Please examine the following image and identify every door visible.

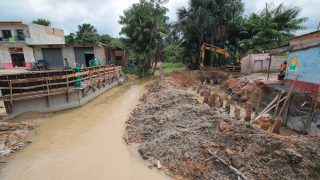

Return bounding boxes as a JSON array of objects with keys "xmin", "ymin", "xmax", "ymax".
[
  {"xmin": 85, "ymin": 54, "xmax": 95, "ymax": 67},
  {"xmin": 74, "ymin": 48, "xmax": 94, "ymax": 67},
  {"xmin": 41, "ymin": 48, "xmax": 64, "ymax": 69},
  {"xmin": 11, "ymin": 54, "xmax": 26, "ymax": 67}
]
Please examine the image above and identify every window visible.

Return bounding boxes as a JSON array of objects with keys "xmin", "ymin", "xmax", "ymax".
[
  {"xmin": 1, "ymin": 30, "xmax": 12, "ymax": 39},
  {"xmin": 11, "ymin": 53, "xmax": 26, "ymax": 67},
  {"xmin": 16, "ymin": 29, "xmax": 25, "ymax": 41}
]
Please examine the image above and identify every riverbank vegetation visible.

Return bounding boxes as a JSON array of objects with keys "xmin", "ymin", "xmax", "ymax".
[{"xmin": 118, "ymin": 0, "xmax": 306, "ymax": 75}]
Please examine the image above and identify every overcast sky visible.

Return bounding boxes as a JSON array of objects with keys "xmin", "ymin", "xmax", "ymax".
[{"xmin": 0, "ymin": 0, "xmax": 319, "ymax": 36}]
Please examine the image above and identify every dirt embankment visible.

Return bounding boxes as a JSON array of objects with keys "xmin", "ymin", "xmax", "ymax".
[
  {"xmin": 125, "ymin": 71, "xmax": 320, "ymax": 180},
  {"xmin": 0, "ymin": 114, "xmax": 43, "ymax": 160}
]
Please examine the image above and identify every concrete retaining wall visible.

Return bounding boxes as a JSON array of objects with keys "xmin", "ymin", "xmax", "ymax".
[{"xmin": 6, "ymin": 80, "xmax": 119, "ymax": 119}]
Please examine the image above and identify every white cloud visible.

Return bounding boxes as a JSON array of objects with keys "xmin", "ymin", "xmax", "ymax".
[{"xmin": 0, "ymin": 0, "xmax": 319, "ymax": 36}]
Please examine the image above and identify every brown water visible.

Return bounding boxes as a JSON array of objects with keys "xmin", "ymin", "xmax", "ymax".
[{"xmin": 0, "ymin": 82, "xmax": 169, "ymax": 180}]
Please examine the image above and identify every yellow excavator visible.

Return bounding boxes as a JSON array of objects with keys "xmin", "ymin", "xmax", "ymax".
[{"xmin": 200, "ymin": 43, "xmax": 231, "ymax": 67}]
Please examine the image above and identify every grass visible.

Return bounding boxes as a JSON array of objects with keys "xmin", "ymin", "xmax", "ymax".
[{"xmin": 160, "ymin": 62, "xmax": 188, "ymax": 74}]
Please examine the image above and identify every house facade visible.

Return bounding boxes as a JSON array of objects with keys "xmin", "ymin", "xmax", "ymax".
[
  {"xmin": 284, "ymin": 31, "xmax": 320, "ymax": 95},
  {"xmin": 0, "ymin": 21, "xmax": 129, "ymax": 70},
  {"xmin": 0, "ymin": 21, "xmax": 65, "ymax": 69},
  {"xmin": 241, "ymin": 53, "xmax": 287, "ymax": 74}
]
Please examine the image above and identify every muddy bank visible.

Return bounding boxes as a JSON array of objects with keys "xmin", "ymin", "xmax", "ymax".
[
  {"xmin": 125, "ymin": 72, "xmax": 320, "ymax": 180},
  {"xmin": 0, "ymin": 114, "xmax": 43, "ymax": 160},
  {"xmin": 0, "ymin": 82, "xmax": 169, "ymax": 180}
]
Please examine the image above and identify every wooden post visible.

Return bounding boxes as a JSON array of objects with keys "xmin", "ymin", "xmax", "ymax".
[
  {"xmin": 256, "ymin": 88, "xmax": 262, "ymax": 112},
  {"xmin": 273, "ymin": 92, "xmax": 282, "ymax": 118},
  {"xmin": 267, "ymin": 54, "xmax": 272, "ymax": 80},
  {"xmin": 272, "ymin": 75, "xmax": 298, "ymax": 134},
  {"xmin": 98, "ymin": 66, "xmax": 101, "ymax": 89},
  {"xmin": 103, "ymin": 65, "xmax": 106, "ymax": 86},
  {"xmin": 9, "ymin": 80, "xmax": 13, "ymax": 104},
  {"xmin": 46, "ymin": 77, "xmax": 50, "ymax": 107},
  {"xmin": 66, "ymin": 77, "xmax": 69, "ymax": 102}
]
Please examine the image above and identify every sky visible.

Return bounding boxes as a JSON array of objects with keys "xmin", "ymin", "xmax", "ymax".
[{"xmin": 0, "ymin": 0, "xmax": 319, "ymax": 37}]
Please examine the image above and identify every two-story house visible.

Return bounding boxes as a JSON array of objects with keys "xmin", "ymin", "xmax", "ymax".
[
  {"xmin": 0, "ymin": 21, "xmax": 65, "ymax": 69},
  {"xmin": 0, "ymin": 21, "xmax": 130, "ymax": 70}
]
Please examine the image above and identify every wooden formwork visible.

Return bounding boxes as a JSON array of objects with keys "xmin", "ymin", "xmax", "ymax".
[{"xmin": 0, "ymin": 65, "xmax": 121, "ymax": 104}]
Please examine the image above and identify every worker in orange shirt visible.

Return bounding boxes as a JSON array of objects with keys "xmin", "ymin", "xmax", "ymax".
[{"xmin": 278, "ymin": 61, "xmax": 287, "ymax": 80}]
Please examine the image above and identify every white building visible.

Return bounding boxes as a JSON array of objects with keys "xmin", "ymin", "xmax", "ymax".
[{"xmin": 0, "ymin": 21, "xmax": 65, "ymax": 69}]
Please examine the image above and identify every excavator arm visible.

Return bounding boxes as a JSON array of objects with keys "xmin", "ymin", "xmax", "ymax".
[{"xmin": 200, "ymin": 43, "xmax": 230, "ymax": 66}]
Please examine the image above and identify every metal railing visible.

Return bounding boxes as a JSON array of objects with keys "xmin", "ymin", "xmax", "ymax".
[{"xmin": 0, "ymin": 36, "xmax": 26, "ymax": 44}]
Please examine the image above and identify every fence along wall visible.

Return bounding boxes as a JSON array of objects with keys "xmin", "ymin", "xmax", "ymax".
[{"xmin": 0, "ymin": 65, "xmax": 121, "ymax": 116}]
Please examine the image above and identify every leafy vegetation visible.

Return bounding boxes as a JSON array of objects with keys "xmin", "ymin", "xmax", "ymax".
[
  {"xmin": 237, "ymin": 3, "xmax": 307, "ymax": 54},
  {"xmin": 175, "ymin": 0, "xmax": 244, "ymax": 68},
  {"xmin": 32, "ymin": 18, "xmax": 51, "ymax": 26},
  {"xmin": 65, "ymin": 24, "xmax": 125, "ymax": 48},
  {"xmin": 119, "ymin": 0, "xmax": 168, "ymax": 77},
  {"xmin": 161, "ymin": 62, "xmax": 187, "ymax": 74},
  {"xmin": 173, "ymin": 1, "xmax": 306, "ymax": 67}
]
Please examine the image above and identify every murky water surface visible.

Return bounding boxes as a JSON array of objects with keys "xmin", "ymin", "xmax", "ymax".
[{"xmin": 1, "ymin": 82, "xmax": 169, "ymax": 180}]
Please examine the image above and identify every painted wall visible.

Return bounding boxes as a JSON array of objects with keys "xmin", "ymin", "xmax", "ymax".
[
  {"xmin": 33, "ymin": 46, "xmax": 43, "ymax": 60},
  {"xmin": 93, "ymin": 46, "xmax": 106, "ymax": 64},
  {"xmin": 241, "ymin": 53, "xmax": 286, "ymax": 74},
  {"xmin": 25, "ymin": 23, "xmax": 65, "ymax": 45},
  {"xmin": 62, "ymin": 47, "xmax": 76, "ymax": 67},
  {"xmin": 0, "ymin": 22, "xmax": 65, "ymax": 45},
  {"xmin": 0, "ymin": 23, "xmax": 29, "ymax": 45},
  {"xmin": 290, "ymin": 31, "xmax": 320, "ymax": 50},
  {"xmin": 0, "ymin": 45, "xmax": 34, "ymax": 69},
  {"xmin": 285, "ymin": 46, "xmax": 320, "ymax": 95}
]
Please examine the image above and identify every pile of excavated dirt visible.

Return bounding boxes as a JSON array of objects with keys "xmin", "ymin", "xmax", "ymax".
[
  {"xmin": 125, "ymin": 76, "xmax": 320, "ymax": 180},
  {"xmin": 165, "ymin": 70, "xmax": 228, "ymax": 89},
  {"xmin": 221, "ymin": 78, "xmax": 270, "ymax": 106},
  {"xmin": 0, "ymin": 120, "xmax": 38, "ymax": 159}
]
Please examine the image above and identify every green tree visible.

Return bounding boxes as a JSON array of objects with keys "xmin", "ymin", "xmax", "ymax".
[
  {"xmin": 119, "ymin": 0, "xmax": 168, "ymax": 77},
  {"xmin": 238, "ymin": 3, "xmax": 307, "ymax": 53},
  {"xmin": 65, "ymin": 33, "xmax": 76, "ymax": 44},
  {"xmin": 75, "ymin": 24, "xmax": 99, "ymax": 45},
  {"xmin": 32, "ymin": 18, "xmax": 51, "ymax": 26},
  {"xmin": 99, "ymin": 34, "xmax": 113, "ymax": 44},
  {"xmin": 176, "ymin": 0, "xmax": 244, "ymax": 68}
]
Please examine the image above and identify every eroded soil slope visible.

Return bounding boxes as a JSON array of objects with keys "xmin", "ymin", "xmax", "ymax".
[{"xmin": 125, "ymin": 72, "xmax": 320, "ymax": 180}]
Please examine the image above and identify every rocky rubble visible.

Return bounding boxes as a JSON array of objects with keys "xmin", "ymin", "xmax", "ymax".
[
  {"xmin": 0, "ymin": 121, "xmax": 36, "ymax": 158},
  {"xmin": 125, "ymin": 77, "xmax": 320, "ymax": 180}
]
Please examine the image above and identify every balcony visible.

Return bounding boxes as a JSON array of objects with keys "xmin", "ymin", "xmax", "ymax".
[{"xmin": 0, "ymin": 36, "xmax": 26, "ymax": 45}]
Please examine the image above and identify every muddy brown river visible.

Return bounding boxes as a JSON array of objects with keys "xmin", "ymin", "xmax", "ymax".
[{"xmin": 0, "ymin": 82, "xmax": 169, "ymax": 180}]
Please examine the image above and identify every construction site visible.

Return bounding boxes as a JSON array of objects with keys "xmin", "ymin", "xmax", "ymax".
[{"xmin": 0, "ymin": 0, "xmax": 320, "ymax": 180}]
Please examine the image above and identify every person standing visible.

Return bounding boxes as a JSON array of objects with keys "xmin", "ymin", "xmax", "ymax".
[{"xmin": 279, "ymin": 61, "xmax": 287, "ymax": 80}]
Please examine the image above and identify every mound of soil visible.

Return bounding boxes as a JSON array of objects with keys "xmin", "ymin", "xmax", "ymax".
[
  {"xmin": 126, "ymin": 79, "xmax": 320, "ymax": 180},
  {"xmin": 0, "ymin": 121, "xmax": 37, "ymax": 159}
]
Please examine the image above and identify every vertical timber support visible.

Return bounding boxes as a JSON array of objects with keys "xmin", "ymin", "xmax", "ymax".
[{"xmin": 46, "ymin": 77, "xmax": 50, "ymax": 107}]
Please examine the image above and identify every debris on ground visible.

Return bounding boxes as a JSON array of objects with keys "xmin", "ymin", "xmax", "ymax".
[
  {"xmin": 221, "ymin": 77, "xmax": 270, "ymax": 105},
  {"xmin": 125, "ymin": 71, "xmax": 320, "ymax": 180},
  {"xmin": 0, "ymin": 121, "xmax": 37, "ymax": 158}
]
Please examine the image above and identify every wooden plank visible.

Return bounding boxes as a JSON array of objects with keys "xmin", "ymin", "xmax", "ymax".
[{"xmin": 272, "ymin": 75, "xmax": 299, "ymax": 134}]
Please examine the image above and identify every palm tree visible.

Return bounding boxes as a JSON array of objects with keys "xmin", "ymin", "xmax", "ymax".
[
  {"xmin": 32, "ymin": 18, "xmax": 51, "ymax": 26},
  {"xmin": 176, "ymin": 0, "xmax": 244, "ymax": 67},
  {"xmin": 75, "ymin": 24, "xmax": 99, "ymax": 45},
  {"xmin": 119, "ymin": 0, "xmax": 168, "ymax": 77},
  {"xmin": 238, "ymin": 3, "xmax": 307, "ymax": 53}
]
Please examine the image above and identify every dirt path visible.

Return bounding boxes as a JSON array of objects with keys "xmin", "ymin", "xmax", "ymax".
[{"xmin": 0, "ymin": 82, "xmax": 169, "ymax": 180}]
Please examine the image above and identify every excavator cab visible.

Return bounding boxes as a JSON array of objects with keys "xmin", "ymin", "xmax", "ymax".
[{"xmin": 200, "ymin": 43, "xmax": 230, "ymax": 67}]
